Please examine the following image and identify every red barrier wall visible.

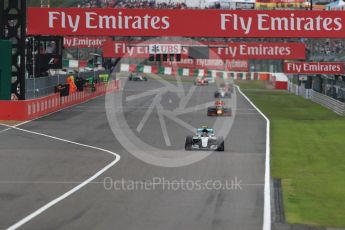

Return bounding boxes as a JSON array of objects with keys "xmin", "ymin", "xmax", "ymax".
[
  {"xmin": 275, "ymin": 81, "xmax": 288, "ymax": 90},
  {"xmin": 0, "ymin": 80, "xmax": 120, "ymax": 121}
]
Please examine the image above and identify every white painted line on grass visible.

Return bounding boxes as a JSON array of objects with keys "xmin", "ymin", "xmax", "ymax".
[
  {"xmin": 236, "ymin": 85, "xmax": 271, "ymax": 230},
  {"xmin": 6, "ymin": 126, "xmax": 121, "ymax": 230}
]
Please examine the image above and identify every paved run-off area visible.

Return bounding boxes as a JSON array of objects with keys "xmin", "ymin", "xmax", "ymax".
[{"xmin": 0, "ymin": 78, "xmax": 267, "ymax": 230}]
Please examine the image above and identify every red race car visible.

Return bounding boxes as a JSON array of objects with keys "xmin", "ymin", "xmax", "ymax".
[
  {"xmin": 207, "ymin": 100, "xmax": 232, "ymax": 116},
  {"xmin": 194, "ymin": 77, "xmax": 209, "ymax": 86}
]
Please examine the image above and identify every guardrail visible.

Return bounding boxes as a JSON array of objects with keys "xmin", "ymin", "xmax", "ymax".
[
  {"xmin": 288, "ymin": 82, "xmax": 311, "ymax": 99},
  {"xmin": 0, "ymin": 80, "xmax": 120, "ymax": 121},
  {"xmin": 310, "ymin": 90, "xmax": 345, "ymax": 115}
]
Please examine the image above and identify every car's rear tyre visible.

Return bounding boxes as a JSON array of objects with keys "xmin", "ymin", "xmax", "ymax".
[
  {"xmin": 185, "ymin": 136, "xmax": 193, "ymax": 151},
  {"xmin": 216, "ymin": 137, "xmax": 224, "ymax": 151},
  {"xmin": 224, "ymin": 108, "xmax": 232, "ymax": 116},
  {"xmin": 207, "ymin": 108, "xmax": 213, "ymax": 116},
  {"xmin": 144, "ymin": 77, "xmax": 148, "ymax": 81}
]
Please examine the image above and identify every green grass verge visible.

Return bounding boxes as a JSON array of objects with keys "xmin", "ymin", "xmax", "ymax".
[{"xmin": 236, "ymin": 80, "xmax": 345, "ymax": 227}]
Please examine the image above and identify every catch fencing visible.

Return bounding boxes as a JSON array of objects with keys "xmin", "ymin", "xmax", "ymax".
[{"xmin": 25, "ymin": 70, "xmax": 110, "ymax": 99}]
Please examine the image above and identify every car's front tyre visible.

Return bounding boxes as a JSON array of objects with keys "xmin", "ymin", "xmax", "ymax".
[
  {"xmin": 185, "ymin": 136, "xmax": 193, "ymax": 150},
  {"xmin": 216, "ymin": 137, "xmax": 224, "ymax": 151}
]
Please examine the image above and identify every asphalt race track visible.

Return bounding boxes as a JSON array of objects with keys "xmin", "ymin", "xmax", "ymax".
[
  {"xmin": 0, "ymin": 125, "xmax": 9, "ymax": 133},
  {"xmin": 0, "ymin": 76, "xmax": 266, "ymax": 230}
]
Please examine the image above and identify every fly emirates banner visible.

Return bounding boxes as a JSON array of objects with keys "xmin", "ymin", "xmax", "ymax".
[
  {"xmin": 103, "ymin": 41, "xmax": 305, "ymax": 59},
  {"xmin": 28, "ymin": 8, "xmax": 345, "ymax": 38}
]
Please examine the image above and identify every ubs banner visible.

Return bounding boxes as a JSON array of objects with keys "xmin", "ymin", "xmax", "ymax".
[
  {"xmin": 103, "ymin": 41, "xmax": 189, "ymax": 58},
  {"xmin": 103, "ymin": 41, "xmax": 305, "ymax": 60},
  {"xmin": 28, "ymin": 8, "xmax": 345, "ymax": 38}
]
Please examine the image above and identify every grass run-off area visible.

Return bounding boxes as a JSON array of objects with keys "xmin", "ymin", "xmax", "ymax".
[{"xmin": 236, "ymin": 80, "xmax": 345, "ymax": 227}]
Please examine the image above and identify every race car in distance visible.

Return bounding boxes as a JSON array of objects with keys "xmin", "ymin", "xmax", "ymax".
[
  {"xmin": 204, "ymin": 75, "xmax": 215, "ymax": 83},
  {"xmin": 207, "ymin": 100, "xmax": 232, "ymax": 116},
  {"xmin": 185, "ymin": 126, "xmax": 224, "ymax": 151},
  {"xmin": 194, "ymin": 77, "xmax": 209, "ymax": 86},
  {"xmin": 128, "ymin": 73, "xmax": 148, "ymax": 81},
  {"xmin": 219, "ymin": 83, "xmax": 234, "ymax": 93},
  {"xmin": 214, "ymin": 87, "xmax": 231, "ymax": 98}
]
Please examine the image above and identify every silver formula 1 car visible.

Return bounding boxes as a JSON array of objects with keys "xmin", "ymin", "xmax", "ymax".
[
  {"xmin": 214, "ymin": 87, "xmax": 231, "ymax": 98},
  {"xmin": 185, "ymin": 126, "xmax": 224, "ymax": 151},
  {"xmin": 219, "ymin": 83, "xmax": 234, "ymax": 93},
  {"xmin": 128, "ymin": 73, "xmax": 148, "ymax": 81}
]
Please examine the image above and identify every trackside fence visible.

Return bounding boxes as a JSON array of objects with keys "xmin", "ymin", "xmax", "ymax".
[
  {"xmin": 25, "ymin": 70, "xmax": 110, "ymax": 99},
  {"xmin": 310, "ymin": 90, "xmax": 345, "ymax": 115},
  {"xmin": 0, "ymin": 80, "xmax": 120, "ymax": 121},
  {"xmin": 288, "ymin": 81, "xmax": 345, "ymax": 116}
]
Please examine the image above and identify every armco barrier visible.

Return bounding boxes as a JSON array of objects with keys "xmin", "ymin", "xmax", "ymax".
[
  {"xmin": 0, "ymin": 80, "xmax": 120, "ymax": 121},
  {"xmin": 311, "ymin": 90, "xmax": 345, "ymax": 115}
]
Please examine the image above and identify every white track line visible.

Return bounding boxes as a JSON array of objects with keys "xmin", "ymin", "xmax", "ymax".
[
  {"xmin": 0, "ymin": 127, "xmax": 11, "ymax": 133},
  {"xmin": 0, "ymin": 91, "xmax": 121, "ymax": 229},
  {"xmin": 5, "ymin": 126, "xmax": 120, "ymax": 230},
  {"xmin": 236, "ymin": 85, "xmax": 271, "ymax": 230},
  {"xmin": 0, "ymin": 121, "xmax": 31, "ymax": 133}
]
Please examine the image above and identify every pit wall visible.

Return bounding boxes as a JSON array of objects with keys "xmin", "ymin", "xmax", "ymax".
[
  {"xmin": 0, "ymin": 80, "xmax": 120, "ymax": 121},
  {"xmin": 120, "ymin": 64, "xmax": 271, "ymax": 80}
]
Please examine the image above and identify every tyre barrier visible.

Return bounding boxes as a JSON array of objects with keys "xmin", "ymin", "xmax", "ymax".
[{"xmin": 0, "ymin": 80, "xmax": 120, "ymax": 121}]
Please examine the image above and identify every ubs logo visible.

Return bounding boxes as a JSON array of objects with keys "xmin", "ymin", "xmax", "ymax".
[{"xmin": 151, "ymin": 45, "xmax": 160, "ymax": 53}]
